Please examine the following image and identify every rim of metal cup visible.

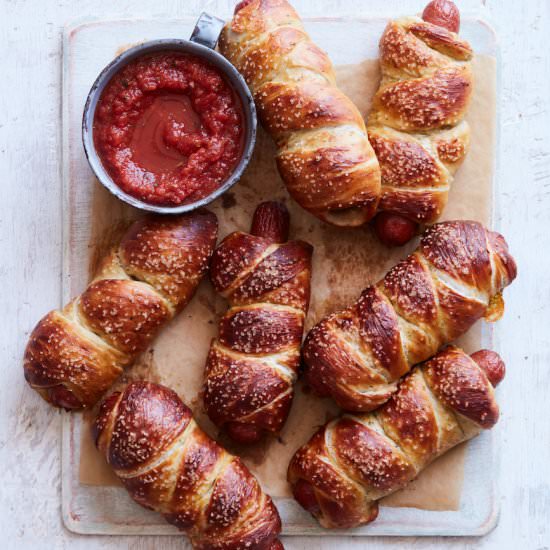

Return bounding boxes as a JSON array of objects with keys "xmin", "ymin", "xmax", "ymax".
[{"xmin": 82, "ymin": 34, "xmax": 257, "ymax": 214}]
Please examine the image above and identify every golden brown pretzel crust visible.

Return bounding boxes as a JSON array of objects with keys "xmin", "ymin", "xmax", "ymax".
[
  {"xmin": 219, "ymin": 0, "xmax": 381, "ymax": 226},
  {"xmin": 204, "ymin": 213, "xmax": 312, "ymax": 440},
  {"xmin": 288, "ymin": 346, "xmax": 502, "ymax": 528},
  {"xmin": 302, "ymin": 221, "xmax": 516, "ymax": 412},
  {"xmin": 94, "ymin": 382, "xmax": 282, "ymax": 549},
  {"xmin": 368, "ymin": 16, "xmax": 474, "ymax": 223},
  {"xmin": 23, "ymin": 212, "xmax": 218, "ymax": 409}
]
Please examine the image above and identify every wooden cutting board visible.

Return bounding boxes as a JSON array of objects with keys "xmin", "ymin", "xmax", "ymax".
[{"xmin": 61, "ymin": 13, "xmax": 501, "ymax": 538}]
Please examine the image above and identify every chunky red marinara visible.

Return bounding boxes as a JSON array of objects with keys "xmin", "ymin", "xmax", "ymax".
[{"xmin": 93, "ymin": 51, "xmax": 245, "ymax": 206}]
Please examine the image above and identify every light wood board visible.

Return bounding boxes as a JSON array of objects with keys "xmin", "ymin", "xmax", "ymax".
[{"xmin": 61, "ymin": 14, "xmax": 499, "ymax": 538}]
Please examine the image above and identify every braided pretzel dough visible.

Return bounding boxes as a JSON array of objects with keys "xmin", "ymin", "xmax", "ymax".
[
  {"xmin": 204, "ymin": 203, "xmax": 312, "ymax": 442},
  {"xmin": 219, "ymin": 0, "xmax": 381, "ymax": 227},
  {"xmin": 289, "ymin": 346, "xmax": 503, "ymax": 528},
  {"xmin": 95, "ymin": 382, "xmax": 282, "ymax": 549},
  {"xmin": 368, "ymin": 15, "xmax": 473, "ymax": 223},
  {"xmin": 302, "ymin": 221, "xmax": 516, "ymax": 412},
  {"xmin": 24, "ymin": 212, "xmax": 218, "ymax": 409}
]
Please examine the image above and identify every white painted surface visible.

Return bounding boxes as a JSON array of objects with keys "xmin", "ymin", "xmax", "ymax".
[{"xmin": 2, "ymin": 0, "xmax": 548, "ymax": 549}]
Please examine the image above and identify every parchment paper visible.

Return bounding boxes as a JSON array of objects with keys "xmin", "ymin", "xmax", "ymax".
[{"xmin": 80, "ymin": 55, "xmax": 496, "ymax": 512}]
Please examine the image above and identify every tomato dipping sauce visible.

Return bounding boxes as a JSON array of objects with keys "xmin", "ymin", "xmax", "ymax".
[{"xmin": 93, "ymin": 51, "xmax": 245, "ymax": 206}]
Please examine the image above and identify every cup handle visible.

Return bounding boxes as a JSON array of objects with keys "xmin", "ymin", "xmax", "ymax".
[{"xmin": 190, "ymin": 12, "xmax": 226, "ymax": 49}]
